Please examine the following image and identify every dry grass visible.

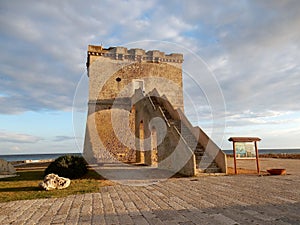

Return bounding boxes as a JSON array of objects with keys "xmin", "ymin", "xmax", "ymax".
[{"xmin": 0, "ymin": 169, "xmax": 114, "ymax": 203}]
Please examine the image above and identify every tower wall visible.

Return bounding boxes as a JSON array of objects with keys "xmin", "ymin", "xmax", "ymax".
[{"xmin": 84, "ymin": 45, "xmax": 184, "ymax": 163}]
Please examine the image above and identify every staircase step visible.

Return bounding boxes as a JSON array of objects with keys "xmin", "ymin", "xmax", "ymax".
[
  {"xmin": 197, "ymin": 167, "xmax": 222, "ymax": 173},
  {"xmin": 150, "ymin": 96, "xmax": 223, "ymax": 174},
  {"xmin": 194, "ymin": 148, "xmax": 204, "ymax": 153},
  {"xmin": 195, "ymin": 156, "xmax": 203, "ymax": 161},
  {"xmin": 195, "ymin": 152, "xmax": 204, "ymax": 157},
  {"xmin": 197, "ymin": 162, "xmax": 218, "ymax": 168},
  {"xmin": 196, "ymin": 155, "xmax": 213, "ymax": 162},
  {"xmin": 204, "ymin": 167, "xmax": 222, "ymax": 173},
  {"xmin": 169, "ymin": 121, "xmax": 176, "ymax": 126},
  {"xmin": 183, "ymin": 136, "xmax": 196, "ymax": 141}
]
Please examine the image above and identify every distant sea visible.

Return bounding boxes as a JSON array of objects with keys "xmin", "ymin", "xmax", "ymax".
[
  {"xmin": 0, "ymin": 149, "xmax": 300, "ymax": 162},
  {"xmin": 0, "ymin": 153, "xmax": 82, "ymax": 162},
  {"xmin": 223, "ymin": 149, "xmax": 300, "ymax": 155}
]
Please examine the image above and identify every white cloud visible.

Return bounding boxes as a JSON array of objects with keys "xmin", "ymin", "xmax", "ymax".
[
  {"xmin": 10, "ymin": 146, "xmax": 21, "ymax": 151},
  {"xmin": 53, "ymin": 135, "xmax": 75, "ymax": 142},
  {"xmin": 0, "ymin": 0, "xmax": 300, "ymax": 150},
  {"xmin": 0, "ymin": 131, "xmax": 42, "ymax": 143}
]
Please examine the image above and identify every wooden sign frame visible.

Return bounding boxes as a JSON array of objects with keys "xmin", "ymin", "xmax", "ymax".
[{"xmin": 228, "ymin": 137, "xmax": 261, "ymax": 174}]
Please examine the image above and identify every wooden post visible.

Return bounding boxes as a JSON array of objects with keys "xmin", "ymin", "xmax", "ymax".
[
  {"xmin": 232, "ymin": 141, "xmax": 237, "ymax": 174},
  {"xmin": 254, "ymin": 141, "xmax": 260, "ymax": 174},
  {"xmin": 229, "ymin": 137, "xmax": 261, "ymax": 175}
]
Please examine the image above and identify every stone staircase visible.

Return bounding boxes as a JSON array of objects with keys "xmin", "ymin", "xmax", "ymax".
[{"xmin": 150, "ymin": 96, "xmax": 222, "ymax": 174}]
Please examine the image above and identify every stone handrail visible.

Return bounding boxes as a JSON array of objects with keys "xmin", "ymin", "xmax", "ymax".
[
  {"xmin": 147, "ymin": 95, "xmax": 156, "ymax": 111},
  {"xmin": 157, "ymin": 106, "xmax": 171, "ymax": 128},
  {"xmin": 142, "ymin": 93, "xmax": 195, "ymax": 175}
]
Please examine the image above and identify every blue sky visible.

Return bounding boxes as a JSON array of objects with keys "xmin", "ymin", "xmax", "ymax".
[{"xmin": 1, "ymin": 0, "xmax": 300, "ymax": 155}]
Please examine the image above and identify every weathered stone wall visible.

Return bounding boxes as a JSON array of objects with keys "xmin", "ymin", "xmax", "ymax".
[
  {"xmin": 95, "ymin": 109, "xmax": 136, "ymax": 162},
  {"xmin": 88, "ymin": 61, "xmax": 184, "ymax": 111},
  {"xmin": 84, "ymin": 103, "xmax": 137, "ymax": 163},
  {"xmin": 84, "ymin": 45, "xmax": 184, "ymax": 163},
  {"xmin": 134, "ymin": 92, "xmax": 196, "ymax": 176}
]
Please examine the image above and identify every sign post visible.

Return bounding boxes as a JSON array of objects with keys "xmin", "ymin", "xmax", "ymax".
[{"xmin": 228, "ymin": 137, "xmax": 261, "ymax": 174}]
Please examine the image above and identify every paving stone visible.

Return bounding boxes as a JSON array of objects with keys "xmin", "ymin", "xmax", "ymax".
[
  {"xmin": 209, "ymin": 213, "xmax": 239, "ymax": 225},
  {"xmin": 1, "ymin": 159, "xmax": 300, "ymax": 225},
  {"xmin": 116, "ymin": 213, "xmax": 134, "ymax": 225},
  {"xmin": 130, "ymin": 215, "xmax": 150, "ymax": 225},
  {"xmin": 144, "ymin": 216, "xmax": 165, "ymax": 225},
  {"xmin": 91, "ymin": 215, "xmax": 105, "ymax": 225},
  {"xmin": 178, "ymin": 221, "xmax": 195, "ymax": 225}
]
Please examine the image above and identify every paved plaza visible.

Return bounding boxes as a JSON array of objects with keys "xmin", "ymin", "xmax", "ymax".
[{"xmin": 0, "ymin": 158, "xmax": 300, "ymax": 224}]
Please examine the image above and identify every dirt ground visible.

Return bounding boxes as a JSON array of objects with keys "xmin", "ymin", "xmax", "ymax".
[{"xmin": 227, "ymin": 157, "xmax": 300, "ymax": 175}]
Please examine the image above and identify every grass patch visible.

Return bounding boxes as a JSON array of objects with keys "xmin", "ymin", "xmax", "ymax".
[{"xmin": 0, "ymin": 169, "xmax": 113, "ymax": 202}]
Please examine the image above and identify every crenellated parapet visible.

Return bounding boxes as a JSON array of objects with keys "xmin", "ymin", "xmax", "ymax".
[{"xmin": 87, "ymin": 45, "xmax": 184, "ymax": 66}]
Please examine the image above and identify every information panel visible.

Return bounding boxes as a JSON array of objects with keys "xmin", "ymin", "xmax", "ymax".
[
  {"xmin": 229, "ymin": 137, "xmax": 261, "ymax": 174},
  {"xmin": 235, "ymin": 142, "xmax": 256, "ymax": 158}
]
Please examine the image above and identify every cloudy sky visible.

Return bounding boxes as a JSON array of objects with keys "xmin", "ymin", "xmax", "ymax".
[{"xmin": 0, "ymin": 0, "xmax": 300, "ymax": 155}]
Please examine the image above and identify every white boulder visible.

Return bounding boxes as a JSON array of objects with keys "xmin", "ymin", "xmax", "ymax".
[{"xmin": 39, "ymin": 173, "xmax": 71, "ymax": 191}]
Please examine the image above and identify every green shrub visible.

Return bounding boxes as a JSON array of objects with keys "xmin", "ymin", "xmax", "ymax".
[{"xmin": 44, "ymin": 155, "xmax": 88, "ymax": 179}]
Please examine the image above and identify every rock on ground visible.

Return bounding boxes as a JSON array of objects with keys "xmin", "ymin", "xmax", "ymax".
[
  {"xmin": 39, "ymin": 173, "xmax": 71, "ymax": 191},
  {"xmin": 0, "ymin": 159, "xmax": 16, "ymax": 175}
]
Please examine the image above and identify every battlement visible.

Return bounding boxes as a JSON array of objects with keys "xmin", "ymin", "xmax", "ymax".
[{"xmin": 87, "ymin": 45, "xmax": 183, "ymax": 64}]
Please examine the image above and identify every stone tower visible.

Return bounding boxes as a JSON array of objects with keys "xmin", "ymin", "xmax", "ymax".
[
  {"xmin": 84, "ymin": 45, "xmax": 184, "ymax": 163},
  {"xmin": 83, "ymin": 45, "xmax": 227, "ymax": 176}
]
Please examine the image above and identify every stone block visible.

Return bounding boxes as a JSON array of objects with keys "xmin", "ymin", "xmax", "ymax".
[{"xmin": 0, "ymin": 159, "xmax": 16, "ymax": 175}]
